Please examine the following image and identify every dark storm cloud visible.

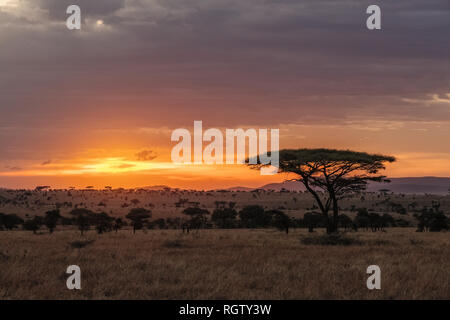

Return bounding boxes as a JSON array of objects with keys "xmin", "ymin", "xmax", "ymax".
[{"xmin": 135, "ymin": 150, "xmax": 157, "ymax": 161}]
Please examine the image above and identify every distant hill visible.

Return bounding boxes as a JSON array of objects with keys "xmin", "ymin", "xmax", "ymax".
[
  {"xmin": 259, "ymin": 181, "xmax": 306, "ymax": 192},
  {"xmin": 366, "ymin": 177, "xmax": 450, "ymax": 195},
  {"xmin": 233, "ymin": 177, "xmax": 450, "ymax": 195},
  {"xmin": 141, "ymin": 185, "xmax": 171, "ymax": 190},
  {"xmin": 223, "ymin": 186, "xmax": 256, "ymax": 192}
]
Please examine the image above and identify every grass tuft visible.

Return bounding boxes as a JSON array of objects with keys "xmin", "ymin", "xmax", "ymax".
[
  {"xmin": 301, "ymin": 233, "xmax": 363, "ymax": 246},
  {"xmin": 70, "ymin": 240, "xmax": 94, "ymax": 249},
  {"xmin": 162, "ymin": 239, "xmax": 185, "ymax": 248}
]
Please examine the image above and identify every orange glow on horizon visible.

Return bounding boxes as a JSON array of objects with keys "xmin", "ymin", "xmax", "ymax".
[{"xmin": 0, "ymin": 151, "xmax": 449, "ymax": 190}]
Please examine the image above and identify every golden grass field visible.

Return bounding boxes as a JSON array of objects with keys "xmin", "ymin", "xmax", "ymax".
[{"xmin": 0, "ymin": 228, "xmax": 448, "ymax": 299}]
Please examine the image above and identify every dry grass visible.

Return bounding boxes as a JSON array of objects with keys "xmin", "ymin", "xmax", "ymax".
[{"xmin": 0, "ymin": 228, "xmax": 449, "ymax": 299}]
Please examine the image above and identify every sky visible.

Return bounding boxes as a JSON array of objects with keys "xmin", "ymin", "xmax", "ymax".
[{"xmin": 0, "ymin": 0, "xmax": 449, "ymax": 189}]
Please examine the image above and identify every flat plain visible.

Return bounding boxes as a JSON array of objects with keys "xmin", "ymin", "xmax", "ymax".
[
  {"xmin": 0, "ymin": 189, "xmax": 449, "ymax": 299},
  {"xmin": 0, "ymin": 228, "xmax": 448, "ymax": 299}
]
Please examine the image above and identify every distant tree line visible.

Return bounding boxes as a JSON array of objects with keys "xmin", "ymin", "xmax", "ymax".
[
  {"xmin": 414, "ymin": 202, "xmax": 448, "ymax": 232},
  {"xmin": 1, "ymin": 202, "xmax": 448, "ymax": 234}
]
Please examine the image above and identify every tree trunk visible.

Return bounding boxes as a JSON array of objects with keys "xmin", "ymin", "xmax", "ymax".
[{"xmin": 328, "ymin": 197, "xmax": 339, "ymax": 234}]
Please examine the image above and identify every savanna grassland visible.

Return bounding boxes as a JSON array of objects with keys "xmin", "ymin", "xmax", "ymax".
[
  {"xmin": 0, "ymin": 228, "xmax": 449, "ymax": 299},
  {"xmin": 0, "ymin": 188, "xmax": 449, "ymax": 299},
  {"xmin": 1, "ymin": 188, "xmax": 449, "ymax": 221}
]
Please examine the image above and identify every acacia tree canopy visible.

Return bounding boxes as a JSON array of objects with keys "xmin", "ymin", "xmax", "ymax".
[
  {"xmin": 248, "ymin": 148, "xmax": 395, "ymax": 233},
  {"xmin": 126, "ymin": 208, "xmax": 152, "ymax": 233}
]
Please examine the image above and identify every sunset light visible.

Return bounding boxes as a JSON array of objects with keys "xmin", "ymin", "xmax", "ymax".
[{"xmin": 0, "ymin": 0, "xmax": 448, "ymax": 304}]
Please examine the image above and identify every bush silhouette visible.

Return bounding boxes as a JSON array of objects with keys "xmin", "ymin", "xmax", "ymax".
[
  {"xmin": 269, "ymin": 210, "xmax": 291, "ymax": 234},
  {"xmin": 303, "ymin": 212, "xmax": 324, "ymax": 232},
  {"xmin": 23, "ymin": 216, "xmax": 44, "ymax": 234},
  {"xmin": 44, "ymin": 209, "xmax": 61, "ymax": 234},
  {"xmin": 212, "ymin": 203, "xmax": 237, "ymax": 229},
  {"xmin": 70, "ymin": 208, "xmax": 93, "ymax": 235},
  {"xmin": 182, "ymin": 207, "xmax": 209, "ymax": 232},
  {"xmin": 126, "ymin": 208, "xmax": 151, "ymax": 234},
  {"xmin": 0, "ymin": 213, "xmax": 23, "ymax": 230},
  {"xmin": 239, "ymin": 205, "xmax": 271, "ymax": 228},
  {"xmin": 90, "ymin": 212, "xmax": 114, "ymax": 234}
]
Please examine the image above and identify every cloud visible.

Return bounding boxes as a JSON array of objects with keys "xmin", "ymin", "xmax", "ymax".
[
  {"xmin": 0, "ymin": 0, "xmax": 448, "ymax": 168},
  {"xmin": 135, "ymin": 150, "xmax": 157, "ymax": 161},
  {"xmin": 4, "ymin": 166, "xmax": 22, "ymax": 171},
  {"xmin": 116, "ymin": 163, "xmax": 135, "ymax": 169}
]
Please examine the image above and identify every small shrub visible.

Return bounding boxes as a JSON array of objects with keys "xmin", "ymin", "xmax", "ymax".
[
  {"xmin": 162, "ymin": 239, "xmax": 185, "ymax": 248},
  {"xmin": 301, "ymin": 233, "xmax": 362, "ymax": 246},
  {"xmin": 70, "ymin": 240, "xmax": 94, "ymax": 249},
  {"xmin": 0, "ymin": 251, "xmax": 8, "ymax": 261},
  {"xmin": 410, "ymin": 239, "xmax": 425, "ymax": 245},
  {"xmin": 367, "ymin": 239, "xmax": 393, "ymax": 246}
]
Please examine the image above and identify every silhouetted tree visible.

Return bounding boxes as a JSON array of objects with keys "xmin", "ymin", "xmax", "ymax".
[
  {"xmin": 354, "ymin": 208, "xmax": 370, "ymax": 231},
  {"xmin": 212, "ymin": 203, "xmax": 237, "ymax": 229},
  {"xmin": 153, "ymin": 218, "xmax": 167, "ymax": 229},
  {"xmin": 414, "ymin": 207, "xmax": 448, "ymax": 232},
  {"xmin": 368, "ymin": 212, "xmax": 382, "ymax": 231},
  {"xmin": 303, "ymin": 212, "xmax": 323, "ymax": 232},
  {"xmin": 338, "ymin": 214, "xmax": 353, "ymax": 230},
  {"xmin": 381, "ymin": 213, "xmax": 395, "ymax": 230},
  {"xmin": 44, "ymin": 209, "xmax": 61, "ymax": 234},
  {"xmin": 126, "ymin": 208, "xmax": 151, "ymax": 234},
  {"xmin": 1, "ymin": 213, "xmax": 23, "ymax": 230},
  {"xmin": 270, "ymin": 210, "xmax": 291, "ymax": 234},
  {"xmin": 239, "ymin": 205, "xmax": 271, "ymax": 228},
  {"xmin": 91, "ymin": 212, "xmax": 114, "ymax": 234},
  {"xmin": 182, "ymin": 207, "xmax": 209, "ymax": 231},
  {"xmin": 23, "ymin": 216, "xmax": 44, "ymax": 234},
  {"xmin": 248, "ymin": 149, "xmax": 395, "ymax": 233},
  {"xmin": 113, "ymin": 218, "xmax": 124, "ymax": 233},
  {"xmin": 70, "ymin": 208, "xmax": 93, "ymax": 235}
]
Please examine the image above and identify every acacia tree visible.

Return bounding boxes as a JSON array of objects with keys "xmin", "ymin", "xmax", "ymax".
[
  {"xmin": 91, "ymin": 212, "xmax": 114, "ymax": 234},
  {"xmin": 248, "ymin": 149, "xmax": 395, "ymax": 234},
  {"xmin": 269, "ymin": 210, "xmax": 291, "ymax": 234},
  {"xmin": 126, "ymin": 208, "xmax": 151, "ymax": 234},
  {"xmin": 211, "ymin": 202, "xmax": 238, "ymax": 229},
  {"xmin": 44, "ymin": 209, "xmax": 61, "ymax": 234},
  {"xmin": 239, "ymin": 205, "xmax": 272, "ymax": 228},
  {"xmin": 113, "ymin": 218, "xmax": 125, "ymax": 233},
  {"xmin": 70, "ymin": 208, "xmax": 93, "ymax": 235},
  {"xmin": 303, "ymin": 212, "xmax": 324, "ymax": 232},
  {"xmin": 23, "ymin": 216, "xmax": 44, "ymax": 234},
  {"xmin": 182, "ymin": 207, "xmax": 210, "ymax": 231},
  {"xmin": 0, "ymin": 213, "xmax": 23, "ymax": 230}
]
